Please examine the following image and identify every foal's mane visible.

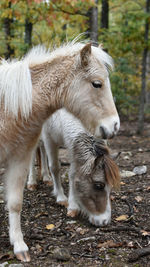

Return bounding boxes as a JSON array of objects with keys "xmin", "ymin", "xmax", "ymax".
[
  {"xmin": 73, "ymin": 133, "xmax": 120, "ymax": 189},
  {"xmin": 0, "ymin": 41, "xmax": 113, "ymax": 118},
  {"xmin": 93, "ymin": 139, "xmax": 120, "ymax": 189}
]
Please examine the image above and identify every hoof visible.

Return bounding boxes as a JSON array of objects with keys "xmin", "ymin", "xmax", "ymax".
[
  {"xmin": 27, "ymin": 184, "xmax": 37, "ymax": 191},
  {"xmin": 16, "ymin": 251, "xmax": 31, "ymax": 262},
  {"xmin": 43, "ymin": 180, "xmax": 53, "ymax": 186},
  {"xmin": 58, "ymin": 200, "xmax": 68, "ymax": 208},
  {"xmin": 67, "ymin": 209, "xmax": 79, "ymax": 217}
]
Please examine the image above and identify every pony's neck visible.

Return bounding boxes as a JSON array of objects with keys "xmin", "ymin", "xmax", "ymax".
[{"xmin": 30, "ymin": 55, "xmax": 75, "ymax": 121}]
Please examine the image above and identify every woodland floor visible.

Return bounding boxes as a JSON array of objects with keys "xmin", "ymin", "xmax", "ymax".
[{"xmin": 0, "ymin": 120, "xmax": 150, "ymax": 267}]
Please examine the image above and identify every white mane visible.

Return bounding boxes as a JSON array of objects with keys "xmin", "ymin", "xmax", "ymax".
[
  {"xmin": 24, "ymin": 42, "xmax": 113, "ymax": 70},
  {"xmin": 0, "ymin": 41, "xmax": 113, "ymax": 118}
]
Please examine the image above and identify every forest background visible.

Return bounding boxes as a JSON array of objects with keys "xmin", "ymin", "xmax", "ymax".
[{"xmin": 0, "ymin": 0, "xmax": 149, "ymax": 133}]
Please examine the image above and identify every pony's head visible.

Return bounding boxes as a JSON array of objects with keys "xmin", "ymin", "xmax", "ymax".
[
  {"xmin": 65, "ymin": 43, "xmax": 120, "ymax": 139},
  {"xmin": 0, "ymin": 42, "xmax": 119, "ymax": 139},
  {"xmin": 71, "ymin": 133, "xmax": 120, "ymax": 226}
]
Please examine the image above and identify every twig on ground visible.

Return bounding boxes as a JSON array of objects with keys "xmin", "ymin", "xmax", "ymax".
[
  {"xmin": 128, "ymin": 246, "xmax": 150, "ymax": 262},
  {"xmin": 100, "ymin": 226, "xmax": 145, "ymax": 235},
  {"xmin": 71, "ymin": 251, "xmax": 102, "ymax": 261}
]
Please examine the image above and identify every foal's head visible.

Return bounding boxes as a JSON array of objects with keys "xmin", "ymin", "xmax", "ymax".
[
  {"xmin": 65, "ymin": 43, "xmax": 120, "ymax": 139},
  {"xmin": 72, "ymin": 133, "xmax": 120, "ymax": 226}
]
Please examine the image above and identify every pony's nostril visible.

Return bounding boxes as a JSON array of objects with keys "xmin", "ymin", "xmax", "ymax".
[
  {"xmin": 114, "ymin": 122, "xmax": 118, "ymax": 133},
  {"xmin": 100, "ymin": 126, "xmax": 108, "ymax": 139}
]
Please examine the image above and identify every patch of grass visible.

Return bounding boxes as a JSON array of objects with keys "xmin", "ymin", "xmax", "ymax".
[{"xmin": 108, "ymin": 248, "xmax": 117, "ymax": 255}]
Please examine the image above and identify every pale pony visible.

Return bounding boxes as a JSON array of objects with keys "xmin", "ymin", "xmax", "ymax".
[{"xmin": 0, "ymin": 42, "xmax": 120, "ymax": 262}]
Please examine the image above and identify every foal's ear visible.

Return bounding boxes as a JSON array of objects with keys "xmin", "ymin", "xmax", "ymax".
[
  {"xmin": 110, "ymin": 151, "xmax": 121, "ymax": 161},
  {"xmin": 80, "ymin": 43, "xmax": 91, "ymax": 67}
]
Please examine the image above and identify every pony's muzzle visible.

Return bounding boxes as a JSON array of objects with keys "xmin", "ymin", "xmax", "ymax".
[
  {"xmin": 99, "ymin": 116, "xmax": 120, "ymax": 139},
  {"xmin": 89, "ymin": 213, "xmax": 111, "ymax": 226}
]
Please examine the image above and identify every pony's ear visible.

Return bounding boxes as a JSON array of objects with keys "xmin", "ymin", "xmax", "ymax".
[
  {"xmin": 98, "ymin": 43, "xmax": 103, "ymax": 49},
  {"xmin": 80, "ymin": 43, "xmax": 91, "ymax": 67}
]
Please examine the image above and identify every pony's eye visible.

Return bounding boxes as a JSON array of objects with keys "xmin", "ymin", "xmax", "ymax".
[
  {"xmin": 92, "ymin": 81, "xmax": 102, "ymax": 89},
  {"xmin": 93, "ymin": 182, "xmax": 105, "ymax": 191}
]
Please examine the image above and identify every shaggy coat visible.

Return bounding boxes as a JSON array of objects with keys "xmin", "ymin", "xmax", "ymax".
[
  {"xmin": 0, "ymin": 42, "xmax": 120, "ymax": 262},
  {"xmin": 28, "ymin": 109, "xmax": 120, "ymax": 226}
]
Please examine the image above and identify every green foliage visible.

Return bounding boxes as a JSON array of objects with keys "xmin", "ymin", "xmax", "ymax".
[{"xmin": 98, "ymin": 0, "xmax": 149, "ymax": 116}]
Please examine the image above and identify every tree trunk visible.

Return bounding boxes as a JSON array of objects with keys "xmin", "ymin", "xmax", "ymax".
[
  {"xmin": 137, "ymin": 0, "xmax": 150, "ymax": 134},
  {"xmin": 89, "ymin": 0, "xmax": 98, "ymax": 43},
  {"xmin": 145, "ymin": 51, "xmax": 150, "ymax": 110},
  {"xmin": 86, "ymin": 0, "xmax": 98, "ymax": 44},
  {"xmin": 3, "ymin": 2, "xmax": 14, "ymax": 59},
  {"xmin": 24, "ymin": 18, "xmax": 33, "ymax": 50},
  {"xmin": 101, "ymin": 0, "xmax": 109, "ymax": 29}
]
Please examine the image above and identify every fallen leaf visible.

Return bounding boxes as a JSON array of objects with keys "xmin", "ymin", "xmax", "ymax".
[
  {"xmin": 97, "ymin": 240, "xmax": 125, "ymax": 248},
  {"xmin": 140, "ymin": 230, "xmax": 150, "ymax": 236},
  {"xmin": 135, "ymin": 196, "xmax": 143, "ymax": 202},
  {"xmin": 133, "ymin": 206, "xmax": 138, "ymax": 212},
  {"xmin": 76, "ymin": 227, "xmax": 88, "ymax": 235},
  {"xmin": 46, "ymin": 224, "xmax": 55, "ymax": 230},
  {"xmin": 121, "ymin": 195, "xmax": 127, "ymax": 200},
  {"xmin": 115, "ymin": 214, "xmax": 129, "ymax": 221}
]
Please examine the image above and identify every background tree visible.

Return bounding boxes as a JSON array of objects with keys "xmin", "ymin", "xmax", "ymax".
[
  {"xmin": 88, "ymin": 0, "xmax": 98, "ymax": 43},
  {"xmin": 1, "ymin": 0, "xmax": 14, "ymax": 58},
  {"xmin": 137, "ymin": 0, "xmax": 150, "ymax": 134},
  {"xmin": 101, "ymin": 0, "xmax": 109, "ymax": 29}
]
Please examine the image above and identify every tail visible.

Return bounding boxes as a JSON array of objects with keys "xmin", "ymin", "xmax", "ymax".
[{"xmin": 0, "ymin": 59, "xmax": 32, "ymax": 118}]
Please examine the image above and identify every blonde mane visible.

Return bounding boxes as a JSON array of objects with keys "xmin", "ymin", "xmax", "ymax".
[{"xmin": 0, "ymin": 42, "xmax": 113, "ymax": 118}]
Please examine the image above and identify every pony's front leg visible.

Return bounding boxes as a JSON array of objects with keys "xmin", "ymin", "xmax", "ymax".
[
  {"xmin": 6, "ymin": 159, "xmax": 31, "ymax": 262},
  {"xmin": 67, "ymin": 164, "xmax": 80, "ymax": 217}
]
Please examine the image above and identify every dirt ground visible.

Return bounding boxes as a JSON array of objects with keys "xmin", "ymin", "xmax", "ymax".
[{"xmin": 0, "ymin": 121, "xmax": 150, "ymax": 267}]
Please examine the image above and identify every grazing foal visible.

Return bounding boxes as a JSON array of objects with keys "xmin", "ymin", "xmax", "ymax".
[
  {"xmin": 0, "ymin": 42, "xmax": 120, "ymax": 261},
  {"xmin": 28, "ymin": 109, "xmax": 120, "ymax": 226}
]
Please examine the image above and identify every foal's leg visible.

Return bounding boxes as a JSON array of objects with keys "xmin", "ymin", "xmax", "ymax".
[
  {"xmin": 6, "ymin": 158, "xmax": 31, "ymax": 262},
  {"xmin": 40, "ymin": 141, "xmax": 53, "ymax": 186},
  {"xmin": 44, "ymin": 138, "xmax": 68, "ymax": 207},
  {"xmin": 67, "ymin": 163, "xmax": 80, "ymax": 217},
  {"xmin": 27, "ymin": 149, "xmax": 37, "ymax": 190}
]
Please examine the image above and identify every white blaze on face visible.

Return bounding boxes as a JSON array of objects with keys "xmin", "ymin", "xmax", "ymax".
[
  {"xmin": 88, "ymin": 196, "xmax": 111, "ymax": 226},
  {"xmin": 95, "ymin": 77, "xmax": 120, "ymax": 138}
]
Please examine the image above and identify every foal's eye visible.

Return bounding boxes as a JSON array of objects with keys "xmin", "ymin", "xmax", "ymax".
[
  {"xmin": 92, "ymin": 81, "xmax": 102, "ymax": 89},
  {"xmin": 93, "ymin": 182, "xmax": 105, "ymax": 191}
]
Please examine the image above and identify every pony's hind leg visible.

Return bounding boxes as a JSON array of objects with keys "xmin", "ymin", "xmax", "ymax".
[
  {"xmin": 6, "ymin": 158, "xmax": 31, "ymax": 262},
  {"xmin": 27, "ymin": 149, "xmax": 38, "ymax": 191}
]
